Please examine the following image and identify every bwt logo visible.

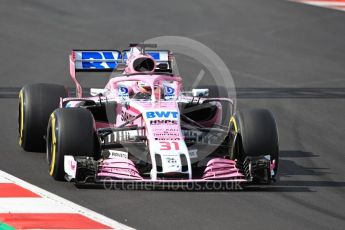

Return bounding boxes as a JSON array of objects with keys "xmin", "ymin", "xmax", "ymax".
[
  {"xmin": 119, "ymin": 86, "xmax": 129, "ymax": 96},
  {"xmin": 146, "ymin": 111, "xmax": 179, "ymax": 119},
  {"xmin": 81, "ymin": 51, "xmax": 119, "ymax": 69},
  {"xmin": 164, "ymin": 86, "xmax": 175, "ymax": 96}
]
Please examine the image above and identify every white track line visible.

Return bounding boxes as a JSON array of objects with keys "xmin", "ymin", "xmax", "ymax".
[
  {"xmin": 299, "ymin": 1, "xmax": 345, "ymax": 6},
  {"xmin": 0, "ymin": 170, "xmax": 134, "ymax": 230},
  {"xmin": 290, "ymin": 0, "xmax": 345, "ymax": 11},
  {"xmin": 0, "ymin": 198, "xmax": 76, "ymax": 213},
  {"xmin": 0, "ymin": 177, "xmax": 10, "ymax": 183}
]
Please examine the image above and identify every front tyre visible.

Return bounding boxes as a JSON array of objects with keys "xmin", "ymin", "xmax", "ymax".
[
  {"xmin": 47, "ymin": 108, "xmax": 97, "ymax": 181},
  {"xmin": 230, "ymin": 108, "xmax": 279, "ymax": 182}
]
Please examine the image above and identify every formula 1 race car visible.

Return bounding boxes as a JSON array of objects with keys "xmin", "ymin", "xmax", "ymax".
[{"xmin": 18, "ymin": 44, "xmax": 279, "ymax": 189}]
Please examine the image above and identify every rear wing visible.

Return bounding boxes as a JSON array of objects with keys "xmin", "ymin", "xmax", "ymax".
[
  {"xmin": 69, "ymin": 49, "xmax": 173, "ymax": 97},
  {"xmin": 70, "ymin": 50, "xmax": 122, "ymax": 72},
  {"xmin": 69, "ymin": 50, "xmax": 171, "ymax": 72}
]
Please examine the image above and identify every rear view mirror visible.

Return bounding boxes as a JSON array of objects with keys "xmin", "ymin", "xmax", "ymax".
[
  {"xmin": 90, "ymin": 88, "xmax": 107, "ymax": 96},
  {"xmin": 192, "ymin": 89, "xmax": 209, "ymax": 97}
]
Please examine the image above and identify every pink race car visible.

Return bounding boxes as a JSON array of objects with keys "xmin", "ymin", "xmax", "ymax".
[{"xmin": 18, "ymin": 44, "xmax": 279, "ymax": 189}]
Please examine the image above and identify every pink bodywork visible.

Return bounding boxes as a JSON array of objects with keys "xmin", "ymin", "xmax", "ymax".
[
  {"xmin": 98, "ymin": 158, "xmax": 143, "ymax": 180},
  {"xmin": 66, "ymin": 49, "xmax": 247, "ymax": 184},
  {"xmin": 202, "ymin": 158, "xmax": 244, "ymax": 180},
  {"xmin": 96, "ymin": 158, "xmax": 245, "ymax": 181}
]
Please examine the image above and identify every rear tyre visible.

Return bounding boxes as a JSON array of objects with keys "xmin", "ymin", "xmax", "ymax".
[
  {"xmin": 47, "ymin": 108, "xmax": 97, "ymax": 181},
  {"xmin": 18, "ymin": 84, "xmax": 67, "ymax": 152},
  {"xmin": 230, "ymin": 108, "xmax": 279, "ymax": 178}
]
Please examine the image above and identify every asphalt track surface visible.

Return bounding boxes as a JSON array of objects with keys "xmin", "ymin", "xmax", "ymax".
[{"xmin": 0, "ymin": 0, "xmax": 345, "ymax": 229}]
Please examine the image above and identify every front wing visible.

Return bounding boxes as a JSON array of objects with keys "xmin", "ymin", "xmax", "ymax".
[{"xmin": 64, "ymin": 155, "xmax": 274, "ymax": 190}]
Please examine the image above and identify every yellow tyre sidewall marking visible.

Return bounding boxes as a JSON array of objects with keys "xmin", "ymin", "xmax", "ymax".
[
  {"xmin": 229, "ymin": 116, "xmax": 238, "ymax": 133},
  {"xmin": 49, "ymin": 113, "xmax": 57, "ymax": 176},
  {"xmin": 19, "ymin": 90, "xmax": 24, "ymax": 145}
]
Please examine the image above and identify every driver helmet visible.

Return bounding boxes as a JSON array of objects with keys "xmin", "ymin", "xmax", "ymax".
[
  {"xmin": 136, "ymin": 81, "xmax": 161, "ymax": 98},
  {"xmin": 137, "ymin": 81, "xmax": 152, "ymax": 94}
]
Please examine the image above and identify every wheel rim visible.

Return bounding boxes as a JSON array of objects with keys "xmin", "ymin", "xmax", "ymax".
[
  {"xmin": 46, "ymin": 125, "xmax": 52, "ymax": 169},
  {"xmin": 47, "ymin": 113, "xmax": 57, "ymax": 176},
  {"xmin": 229, "ymin": 116, "xmax": 239, "ymax": 160},
  {"xmin": 18, "ymin": 90, "xmax": 24, "ymax": 145}
]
